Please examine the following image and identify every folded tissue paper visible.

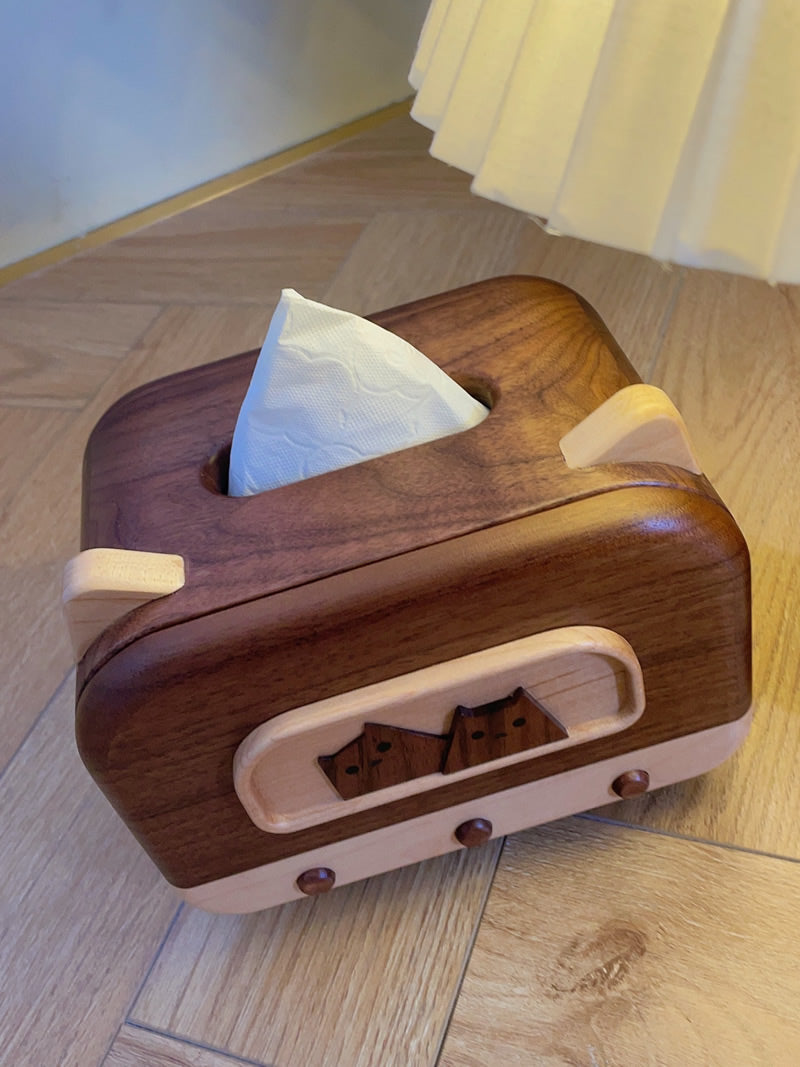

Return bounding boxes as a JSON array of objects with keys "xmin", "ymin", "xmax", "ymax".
[{"xmin": 228, "ymin": 289, "xmax": 489, "ymax": 496}]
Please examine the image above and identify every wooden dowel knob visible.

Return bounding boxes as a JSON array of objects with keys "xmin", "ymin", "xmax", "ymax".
[
  {"xmin": 296, "ymin": 867, "xmax": 336, "ymax": 895},
  {"xmin": 455, "ymin": 818, "xmax": 493, "ymax": 847},
  {"xmin": 611, "ymin": 769, "xmax": 650, "ymax": 799}
]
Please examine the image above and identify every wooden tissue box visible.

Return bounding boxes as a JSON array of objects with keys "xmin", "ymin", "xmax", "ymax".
[{"xmin": 65, "ymin": 276, "xmax": 751, "ymax": 913}]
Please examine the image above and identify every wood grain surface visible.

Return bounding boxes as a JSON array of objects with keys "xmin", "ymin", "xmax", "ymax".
[
  {"xmin": 76, "ymin": 485, "xmax": 749, "ymax": 888},
  {"xmin": 0, "ymin": 676, "xmax": 178, "ymax": 1067},
  {"xmin": 590, "ymin": 274, "xmax": 800, "ymax": 859},
  {"xmin": 0, "ymin": 405, "xmax": 73, "ymax": 511},
  {"xmin": 513, "ymin": 233, "xmax": 682, "ymax": 382},
  {"xmin": 559, "ymin": 383, "xmax": 703, "ymax": 473},
  {"xmin": 72, "ymin": 273, "xmax": 748, "ymax": 890},
  {"xmin": 230, "ymin": 625, "xmax": 645, "ymax": 839},
  {"xmin": 324, "ymin": 206, "xmax": 527, "ymax": 315},
  {"xmin": 0, "ymin": 305, "xmax": 268, "ymax": 771},
  {"xmin": 439, "ymin": 819, "xmax": 800, "ymax": 1067},
  {"xmin": 77, "ymin": 276, "xmax": 665, "ymax": 645},
  {"xmin": 3, "ymin": 110, "xmax": 797, "ymax": 1067},
  {"xmin": 62, "ymin": 547, "xmax": 186, "ymax": 659},
  {"xmin": 0, "ymin": 215, "xmax": 365, "ymax": 308},
  {"xmin": 131, "ymin": 842, "xmax": 502, "ymax": 1067},
  {"xmin": 104, "ymin": 1026, "xmax": 252, "ymax": 1067},
  {"xmin": 0, "ymin": 301, "xmax": 160, "ymax": 405},
  {"xmin": 318, "ymin": 720, "xmax": 450, "ymax": 799},
  {"xmin": 443, "ymin": 688, "xmax": 568, "ymax": 774}
]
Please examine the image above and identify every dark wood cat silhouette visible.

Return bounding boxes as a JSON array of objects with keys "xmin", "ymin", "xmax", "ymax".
[
  {"xmin": 319, "ymin": 688, "xmax": 567, "ymax": 799},
  {"xmin": 318, "ymin": 721, "xmax": 449, "ymax": 800},
  {"xmin": 441, "ymin": 688, "xmax": 567, "ymax": 774}
]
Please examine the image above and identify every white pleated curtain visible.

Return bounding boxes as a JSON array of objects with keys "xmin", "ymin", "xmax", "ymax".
[{"xmin": 410, "ymin": 0, "xmax": 800, "ymax": 283}]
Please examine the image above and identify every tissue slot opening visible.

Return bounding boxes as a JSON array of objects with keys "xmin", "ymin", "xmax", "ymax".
[
  {"xmin": 451, "ymin": 375, "xmax": 497, "ymax": 411},
  {"xmin": 201, "ymin": 378, "xmax": 495, "ymax": 497},
  {"xmin": 201, "ymin": 443, "xmax": 231, "ymax": 495}
]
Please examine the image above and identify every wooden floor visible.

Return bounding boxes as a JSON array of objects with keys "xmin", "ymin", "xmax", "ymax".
[{"xmin": 3, "ymin": 111, "xmax": 800, "ymax": 1067}]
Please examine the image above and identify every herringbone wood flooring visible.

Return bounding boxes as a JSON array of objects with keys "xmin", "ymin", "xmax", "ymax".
[{"xmin": 3, "ymin": 111, "xmax": 800, "ymax": 1067}]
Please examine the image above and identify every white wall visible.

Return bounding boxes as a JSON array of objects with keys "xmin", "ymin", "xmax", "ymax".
[{"xmin": 0, "ymin": 0, "xmax": 428, "ymax": 269}]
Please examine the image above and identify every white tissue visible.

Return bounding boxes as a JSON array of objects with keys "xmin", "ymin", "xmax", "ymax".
[{"xmin": 227, "ymin": 289, "xmax": 488, "ymax": 496}]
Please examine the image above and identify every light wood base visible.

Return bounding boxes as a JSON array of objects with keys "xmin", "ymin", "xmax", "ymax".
[{"xmin": 178, "ymin": 707, "xmax": 752, "ymax": 914}]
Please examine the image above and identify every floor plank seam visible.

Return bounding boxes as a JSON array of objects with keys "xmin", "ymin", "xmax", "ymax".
[
  {"xmin": 322, "ymin": 219, "xmax": 378, "ymax": 301},
  {"xmin": 578, "ymin": 810, "xmax": 800, "ymax": 866},
  {"xmin": 114, "ymin": 301, "xmax": 170, "ymax": 366},
  {"xmin": 644, "ymin": 265, "xmax": 686, "ymax": 381},
  {"xmin": 121, "ymin": 1020, "xmax": 275, "ymax": 1067},
  {"xmin": 98, "ymin": 1020, "xmax": 125, "ymax": 1067},
  {"xmin": 432, "ymin": 836, "xmax": 509, "ymax": 1067},
  {"xmin": 640, "ymin": 265, "xmax": 691, "ymax": 384},
  {"xmin": 123, "ymin": 901, "xmax": 184, "ymax": 1022}
]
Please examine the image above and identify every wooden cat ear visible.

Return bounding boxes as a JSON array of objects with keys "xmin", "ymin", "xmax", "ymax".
[
  {"xmin": 62, "ymin": 547, "xmax": 185, "ymax": 660},
  {"xmin": 559, "ymin": 384, "xmax": 702, "ymax": 474}
]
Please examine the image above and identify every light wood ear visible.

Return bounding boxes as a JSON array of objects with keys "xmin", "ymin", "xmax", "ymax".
[
  {"xmin": 559, "ymin": 384, "xmax": 703, "ymax": 474},
  {"xmin": 62, "ymin": 548, "xmax": 185, "ymax": 660}
]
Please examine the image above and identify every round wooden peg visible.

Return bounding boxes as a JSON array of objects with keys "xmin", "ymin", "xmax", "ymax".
[
  {"xmin": 296, "ymin": 867, "xmax": 336, "ymax": 895},
  {"xmin": 455, "ymin": 818, "xmax": 493, "ymax": 847},
  {"xmin": 612, "ymin": 769, "xmax": 650, "ymax": 799}
]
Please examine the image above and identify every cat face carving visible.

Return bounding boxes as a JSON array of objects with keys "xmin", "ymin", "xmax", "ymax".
[
  {"xmin": 319, "ymin": 688, "xmax": 567, "ymax": 800},
  {"xmin": 318, "ymin": 722, "xmax": 448, "ymax": 800},
  {"xmin": 441, "ymin": 688, "xmax": 567, "ymax": 775}
]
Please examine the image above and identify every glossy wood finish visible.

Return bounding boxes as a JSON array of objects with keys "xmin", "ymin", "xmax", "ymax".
[
  {"xmin": 182, "ymin": 710, "xmax": 751, "ymax": 912},
  {"xmin": 455, "ymin": 818, "xmax": 493, "ymax": 848},
  {"xmin": 76, "ymin": 275, "xmax": 708, "ymax": 687},
  {"xmin": 73, "ymin": 279, "xmax": 750, "ymax": 887},
  {"xmin": 73, "ymin": 276, "xmax": 749, "ymax": 888},
  {"xmin": 319, "ymin": 687, "xmax": 568, "ymax": 798},
  {"xmin": 0, "ymin": 304, "xmax": 270, "ymax": 778},
  {"xmin": 76, "ymin": 403, "xmax": 750, "ymax": 889},
  {"xmin": 612, "ymin": 768, "xmax": 651, "ymax": 798},
  {"xmin": 296, "ymin": 867, "xmax": 336, "ymax": 896}
]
